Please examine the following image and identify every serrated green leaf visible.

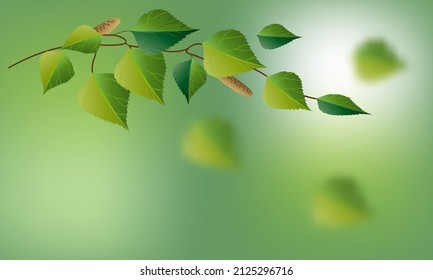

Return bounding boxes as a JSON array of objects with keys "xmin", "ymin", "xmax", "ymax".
[
  {"xmin": 62, "ymin": 25, "xmax": 102, "ymax": 53},
  {"xmin": 203, "ymin": 29, "xmax": 265, "ymax": 77},
  {"xmin": 131, "ymin": 9, "xmax": 198, "ymax": 54},
  {"xmin": 262, "ymin": 71, "xmax": 309, "ymax": 110},
  {"xmin": 182, "ymin": 118, "xmax": 237, "ymax": 168},
  {"xmin": 40, "ymin": 50, "xmax": 74, "ymax": 94},
  {"xmin": 355, "ymin": 39, "xmax": 404, "ymax": 81},
  {"xmin": 317, "ymin": 94, "xmax": 368, "ymax": 115},
  {"xmin": 257, "ymin": 24, "xmax": 300, "ymax": 49},
  {"xmin": 173, "ymin": 59, "xmax": 207, "ymax": 102},
  {"xmin": 79, "ymin": 73, "xmax": 130, "ymax": 129},
  {"xmin": 114, "ymin": 48, "xmax": 166, "ymax": 104},
  {"xmin": 314, "ymin": 177, "xmax": 371, "ymax": 227}
]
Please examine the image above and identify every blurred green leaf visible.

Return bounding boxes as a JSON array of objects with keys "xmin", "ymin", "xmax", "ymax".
[
  {"xmin": 317, "ymin": 94, "xmax": 369, "ymax": 116},
  {"xmin": 173, "ymin": 59, "xmax": 207, "ymax": 103},
  {"xmin": 114, "ymin": 48, "xmax": 166, "ymax": 104},
  {"xmin": 40, "ymin": 50, "xmax": 74, "ymax": 94},
  {"xmin": 257, "ymin": 24, "xmax": 300, "ymax": 49},
  {"xmin": 203, "ymin": 29, "xmax": 265, "ymax": 77},
  {"xmin": 62, "ymin": 25, "xmax": 101, "ymax": 53},
  {"xmin": 79, "ymin": 73, "xmax": 130, "ymax": 129},
  {"xmin": 262, "ymin": 71, "xmax": 309, "ymax": 110},
  {"xmin": 182, "ymin": 118, "xmax": 237, "ymax": 168},
  {"xmin": 354, "ymin": 39, "xmax": 404, "ymax": 81},
  {"xmin": 131, "ymin": 9, "xmax": 198, "ymax": 54},
  {"xmin": 314, "ymin": 177, "xmax": 370, "ymax": 227}
]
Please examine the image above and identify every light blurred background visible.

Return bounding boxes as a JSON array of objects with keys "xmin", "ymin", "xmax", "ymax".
[{"xmin": 1, "ymin": 0, "xmax": 432, "ymax": 259}]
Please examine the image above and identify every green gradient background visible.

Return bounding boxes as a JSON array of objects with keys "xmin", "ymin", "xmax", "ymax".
[{"xmin": 1, "ymin": 0, "xmax": 432, "ymax": 259}]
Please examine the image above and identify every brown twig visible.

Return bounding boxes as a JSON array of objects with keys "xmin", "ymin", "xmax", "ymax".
[
  {"xmin": 304, "ymin": 95, "xmax": 317, "ymax": 100},
  {"xmin": 91, "ymin": 52, "xmax": 98, "ymax": 73},
  {"xmin": 8, "ymin": 46, "xmax": 62, "ymax": 69},
  {"xmin": 7, "ymin": 33, "xmax": 320, "ymax": 102}
]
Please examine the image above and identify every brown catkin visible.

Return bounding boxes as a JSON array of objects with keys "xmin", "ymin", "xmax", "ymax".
[
  {"xmin": 218, "ymin": 76, "xmax": 253, "ymax": 97},
  {"xmin": 94, "ymin": 18, "xmax": 121, "ymax": 34}
]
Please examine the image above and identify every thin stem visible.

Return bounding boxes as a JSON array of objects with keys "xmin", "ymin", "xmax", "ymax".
[
  {"xmin": 91, "ymin": 52, "xmax": 98, "ymax": 73},
  {"xmin": 101, "ymin": 43, "xmax": 127, "ymax": 47},
  {"xmin": 304, "ymin": 95, "xmax": 317, "ymax": 100},
  {"xmin": 164, "ymin": 43, "xmax": 202, "ymax": 53},
  {"xmin": 186, "ymin": 51, "xmax": 204, "ymax": 60},
  {"xmin": 253, "ymin": 68, "xmax": 267, "ymax": 77},
  {"xmin": 103, "ymin": 34, "xmax": 137, "ymax": 48},
  {"xmin": 113, "ymin": 30, "xmax": 129, "ymax": 35},
  {"xmin": 103, "ymin": 34, "xmax": 127, "ymax": 43},
  {"xmin": 8, "ymin": 46, "xmax": 62, "ymax": 69}
]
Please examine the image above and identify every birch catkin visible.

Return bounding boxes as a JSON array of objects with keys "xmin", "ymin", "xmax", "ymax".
[
  {"xmin": 218, "ymin": 76, "xmax": 253, "ymax": 97},
  {"xmin": 94, "ymin": 18, "xmax": 121, "ymax": 34}
]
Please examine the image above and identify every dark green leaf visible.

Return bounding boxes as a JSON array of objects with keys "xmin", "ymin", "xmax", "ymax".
[
  {"xmin": 173, "ymin": 59, "xmax": 207, "ymax": 102},
  {"xmin": 131, "ymin": 9, "xmax": 198, "ymax": 53},
  {"xmin": 317, "ymin": 94, "xmax": 369, "ymax": 115},
  {"xmin": 257, "ymin": 24, "xmax": 300, "ymax": 49}
]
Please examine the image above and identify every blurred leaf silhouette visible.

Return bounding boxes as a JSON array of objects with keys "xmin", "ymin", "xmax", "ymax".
[
  {"xmin": 314, "ymin": 176, "xmax": 371, "ymax": 227},
  {"xmin": 354, "ymin": 39, "xmax": 404, "ymax": 81},
  {"xmin": 182, "ymin": 118, "xmax": 237, "ymax": 168}
]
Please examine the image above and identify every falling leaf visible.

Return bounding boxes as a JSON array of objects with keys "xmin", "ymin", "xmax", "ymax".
[
  {"xmin": 182, "ymin": 118, "xmax": 237, "ymax": 168},
  {"xmin": 354, "ymin": 39, "xmax": 404, "ymax": 81},
  {"xmin": 314, "ymin": 176, "xmax": 371, "ymax": 227}
]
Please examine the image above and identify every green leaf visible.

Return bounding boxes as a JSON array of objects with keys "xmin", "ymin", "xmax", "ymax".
[
  {"xmin": 131, "ymin": 9, "xmax": 198, "ymax": 54},
  {"xmin": 79, "ymin": 73, "xmax": 130, "ymax": 129},
  {"xmin": 314, "ymin": 177, "xmax": 371, "ymax": 227},
  {"xmin": 40, "ymin": 50, "xmax": 74, "ymax": 94},
  {"xmin": 62, "ymin": 25, "xmax": 102, "ymax": 53},
  {"xmin": 257, "ymin": 24, "xmax": 300, "ymax": 49},
  {"xmin": 182, "ymin": 118, "xmax": 237, "ymax": 168},
  {"xmin": 114, "ymin": 48, "xmax": 166, "ymax": 104},
  {"xmin": 355, "ymin": 39, "xmax": 404, "ymax": 81},
  {"xmin": 203, "ymin": 29, "xmax": 265, "ymax": 77},
  {"xmin": 262, "ymin": 72, "xmax": 309, "ymax": 110},
  {"xmin": 173, "ymin": 59, "xmax": 207, "ymax": 102},
  {"xmin": 317, "ymin": 94, "xmax": 369, "ymax": 115}
]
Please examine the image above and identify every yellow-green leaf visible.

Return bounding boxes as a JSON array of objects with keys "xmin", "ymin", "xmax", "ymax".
[
  {"xmin": 40, "ymin": 50, "xmax": 74, "ymax": 94},
  {"xmin": 114, "ymin": 48, "xmax": 166, "ymax": 104},
  {"xmin": 262, "ymin": 71, "xmax": 309, "ymax": 110},
  {"xmin": 79, "ymin": 73, "xmax": 130, "ymax": 129},
  {"xmin": 63, "ymin": 25, "xmax": 102, "ymax": 53},
  {"xmin": 314, "ymin": 177, "xmax": 371, "ymax": 227},
  {"xmin": 182, "ymin": 118, "xmax": 237, "ymax": 168},
  {"xmin": 354, "ymin": 39, "xmax": 404, "ymax": 81},
  {"xmin": 203, "ymin": 29, "xmax": 265, "ymax": 77}
]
